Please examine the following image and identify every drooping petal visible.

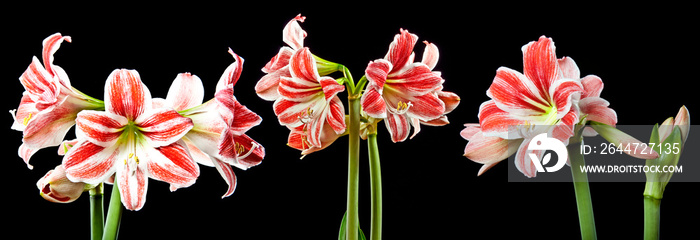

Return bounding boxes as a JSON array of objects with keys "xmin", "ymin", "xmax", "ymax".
[
  {"xmin": 228, "ymin": 99, "xmax": 263, "ymax": 136},
  {"xmin": 487, "ymin": 67, "xmax": 550, "ymax": 116},
  {"xmin": 463, "ymin": 127, "xmax": 520, "ymax": 164},
  {"xmin": 282, "ymin": 14, "xmax": 306, "ymax": 50},
  {"xmin": 117, "ymin": 153, "xmax": 148, "ymax": 211},
  {"xmin": 326, "ymin": 96, "xmax": 346, "ymax": 134},
  {"xmin": 143, "ymin": 141, "xmax": 199, "ymax": 190},
  {"xmin": 522, "ymin": 36, "xmax": 561, "ymax": 99},
  {"xmin": 75, "ymin": 110, "xmax": 128, "ymax": 147},
  {"xmin": 105, "ymin": 69, "xmax": 151, "ymax": 120},
  {"xmin": 384, "ymin": 112, "xmax": 410, "ymax": 143},
  {"xmin": 210, "ymin": 157, "xmax": 237, "ymax": 198},
  {"xmin": 262, "ymin": 47, "xmax": 294, "ymax": 74},
  {"xmin": 18, "ymin": 144, "xmax": 39, "ymax": 169},
  {"xmin": 63, "ymin": 140, "xmax": 119, "ymax": 185},
  {"xmin": 579, "ymin": 97, "xmax": 617, "ymax": 126},
  {"xmin": 10, "ymin": 93, "xmax": 39, "ymax": 131},
  {"xmin": 136, "ymin": 108, "xmax": 194, "ymax": 148},
  {"xmin": 361, "ymin": 87, "xmax": 387, "ymax": 119},
  {"xmin": 166, "ymin": 73, "xmax": 204, "ymax": 111}
]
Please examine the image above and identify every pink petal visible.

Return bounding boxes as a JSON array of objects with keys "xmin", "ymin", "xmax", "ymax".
[
  {"xmin": 273, "ymin": 98, "xmax": 320, "ymax": 127},
  {"xmin": 421, "ymin": 40, "xmax": 439, "ymax": 70},
  {"xmin": 144, "ymin": 142, "xmax": 199, "ymax": 190},
  {"xmin": 229, "ymin": 100, "xmax": 263, "ymax": 135},
  {"xmin": 182, "ymin": 137, "xmax": 214, "ymax": 166},
  {"xmin": 361, "ymin": 87, "xmax": 387, "ymax": 119},
  {"xmin": 21, "ymin": 103, "xmax": 78, "ymax": 149},
  {"xmin": 319, "ymin": 77, "xmax": 345, "ymax": 102},
  {"xmin": 211, "ymin": 157, "xmax": 237, "ymax": 198},
  {"xmin": 514, "ymin": 139, "xmax": 541, "ymax": 178},
  {"xmin": 136, "ymin": 108, "xmax": 194, "ymax": 148},
  {"xmin": 384, "ymin": 112, "xmax": 410, "ymax": 143},
  {"xmin": 486, "ymin": 67, "xmax": 550, "ymax": 116},
  {"xmin": 522, "ymin": 36, "xmax": 561, "ymax": 99},
  {"xmin": 437, "ymin": 90, "xmax": 460, "ymax": 114},
  {"xmin": 63, "ymin": 140, "xmax": 118, "ymax": 185},
  {"xmin": 282, "ymin": 14, "xmax": 306, "ymax": 50},
  {"xmin": 385, "ymin": 29, "xmax": 418, "ymax": 72},
  {"xmin": 579, "ymin": 97, "xmax": 617, "ymax": 126},
  {"xmin": 463, "ymin": 128, "xmax": 520, "ymax": 164},
  {"xmin": 580, "ymin": 75, "xmax": 604, "ymax": 98},
  {"xmin": 166, "ymin": 73, "xmax": 204, "ymax": 111},
  {"xmin": 75, "ymin": 110, "xmax": 128, "ymax": 147},
  {"xmin": 404, "ymin": 93, "xmax": 445, "ymax": 122},
  {"xmin": 558, "ymin": 57, "xmax": 580, "ymax": 80},
  {"xmin": 105, "ymin": 69, "xmax": 151, "ymax": 120},
  {"xmin": 18, "ymin": 143, "xmax": 39, "ymax": 169}
]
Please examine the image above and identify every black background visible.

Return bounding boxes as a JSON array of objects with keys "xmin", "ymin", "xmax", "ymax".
[{"xmin": 4, "ymin": 3, "xmax": 698, "ymax": 239}]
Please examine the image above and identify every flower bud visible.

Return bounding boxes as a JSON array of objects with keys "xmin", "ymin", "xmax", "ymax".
[
  {"xmin": 37, "ymin": 165, "xmax": 85, "ymax": 203},
  {"xmin": 644, "ymin": 106, "xmax": 690, "ymax": 199}
]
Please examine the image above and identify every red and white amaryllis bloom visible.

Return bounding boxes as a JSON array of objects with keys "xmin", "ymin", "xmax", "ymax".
[
  {"xmin": 273, "ymin": 47, "xmax": 346, "ymax": 150},
  {"xmin": 63, "ymin": 69, "xmax": 198, "ymax": 210},
  {"xmin": 157, "ymin": 49, "xmax": 264, "ymax": 198},
  {"xmin": 10, "ymin": 33, "xmax": 103, "ymax": 168},
  {"xmin": 361, "ymin": 29, "xmax": 448, "ymax": 142},
  {"xmin": 467, "ymin": 36, "xmax": 585, "ymax": 177}
]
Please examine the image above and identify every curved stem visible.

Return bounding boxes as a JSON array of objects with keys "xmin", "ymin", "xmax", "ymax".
[
  {"xmin": 644, "ymin": 196, "xmax": 661, "ymax": 240},
  {"xmin": 89, "ymin": 183, "xmax": 104, "ymax": 240},
  {"xmin": 568, "ymin": 141, "xmax": 597, "ymax": 240},
  {"xmin": 103, "ymin": 183, "xmax": 123, "ymax": 240},
  {"xmin": 367, "ymin": 133, "xmax": 382, "ymax": 240}
]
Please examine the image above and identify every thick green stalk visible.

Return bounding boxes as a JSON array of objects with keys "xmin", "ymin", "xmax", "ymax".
[
  {"xmin": 90, "ymin": 183, "xmax": 104, "ymax": 240},
  {"xmin": 367, "ymin": 133, "xmax": 382, "ymax": 240},
  {"xmin": 568, "ymin": 141, "xmax": 597, "ymax": 240},
  {"xmin": 103, "ymin": 183, "xmax": 123, "ymax": 240},
  {"xmin": 346, "ymin": 96, "xmax": 361, "ymax": 240},
  {"xmin": 643, "ymin": 196, "xmax": 661, "ymax": 240}
]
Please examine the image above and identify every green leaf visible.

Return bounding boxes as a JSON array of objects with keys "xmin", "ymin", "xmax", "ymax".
[{"xmin": 338, "ymin": 212, "xmax": 367, "ymax": 240}]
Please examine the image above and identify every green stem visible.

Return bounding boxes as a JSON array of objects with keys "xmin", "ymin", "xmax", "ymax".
[
  {"xmin": 367, "ymin": 133, "xmax": 382, "ymax": 240},
  {"xmin": 568, "ymin": 141, "xmax": 597, "ymax": 240},
  {"xmin": 643, "ymin": 196, "xmax": 661, "ymax": 240},
  {"xmin": 89, "ymin": 183, "xmax": 104, "ymax": 240},
  {"xmin": 103, "ymin": 183, "xmax": 123, "ymax": 240},
  {"xmin": 345, "ymin": 95, "xmax": 361, "ymax": 240}
]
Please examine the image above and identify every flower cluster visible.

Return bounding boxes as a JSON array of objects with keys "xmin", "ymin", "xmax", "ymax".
[{"xmin": 12, "ymin": 33, "xmax": 265, "ymax": 210}]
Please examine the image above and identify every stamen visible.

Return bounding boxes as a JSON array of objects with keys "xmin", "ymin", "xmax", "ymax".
[
  {"xmin": 235, "ymin": 142, "xmax": 259, "ymax": 159},
  {"xmin": 390, "ymin": 101, "xmax": 413, "ymax": 115},
  {"xmin": 298, "ymin": 107, "xmax": 315, "ymax": 124},
  {"xmin": 23, "ymin": 113, "xmax": 32, "ymax": 126}
]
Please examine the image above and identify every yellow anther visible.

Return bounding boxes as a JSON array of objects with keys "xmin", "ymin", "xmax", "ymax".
[
  {"xmin": 235, "ymin": 142, "xmax": 245, "ymax": 155},
  {"xmin": 23, "ymin": 113, "xmax": 32, "ymax": 126},
  {"xmin": 392, "ymin": 101, "xmax": 412, "ymax": 114},
  {"xmin": 128, "ymin": 153, "xmax": 134, "ymax": 159},
  {"xmin": 134, "ymin": 156, "xmax": 139, "ymax": 164}
]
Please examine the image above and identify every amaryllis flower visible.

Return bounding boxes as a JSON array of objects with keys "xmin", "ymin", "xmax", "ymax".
[
  {"xmin": 256, "ymin": 14, "xmax": 340, "ymax": 102},
  {"xmin": 465, "ymin": 36, "xmax": 584, "ymax": 177},
  {"xmin": 63, "ymin": 69, "xmax": 198, "ymax": 211},
  {"xmin": 361, "ymin": 29, "xmax": 447, "ymax": 142},
  {"xmin": 273, "ymin": 47, "xmax": 346, "ymax": 150},
  {"xmin": 37, "ymin": 164, "xmax": 86, "ymax": 203},
  {"xmin": 158, "ymin": 49, "xmax": 264, "ymax": 198},
  {"xmin": 10, "ymin": 33, "xmax": 104, "ymax": 168}
]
